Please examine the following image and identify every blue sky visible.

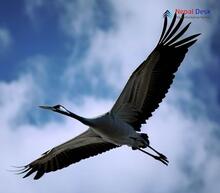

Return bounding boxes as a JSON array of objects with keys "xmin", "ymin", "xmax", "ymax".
[{"xmin": 0, "ymin": 0, "xmax": 220, "ymax": 193}]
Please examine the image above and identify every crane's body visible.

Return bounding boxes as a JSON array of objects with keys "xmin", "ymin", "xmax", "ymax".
[
  {"xmin": 42, "ymin": 106, "xmax": 147, "ymax": 148},
  {"xmin": 90, "ymin": 117, "xmax": 149, "ymax": 149},
  {"xmin": 91, "ymin": 114, "xmax": 139, "ymax": 145},
  {"xmin": 16, "ymin": 13, "xmax": 200, "ymax": 180}
]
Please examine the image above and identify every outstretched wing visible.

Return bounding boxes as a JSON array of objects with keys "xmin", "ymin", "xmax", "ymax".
[
  {"xmin": 111, "ymin": 14, "xmax": 200, "ymax": 131},
  {"xmin": 18, "ymin": 129, "xmax": 118, "ymax": 180}
]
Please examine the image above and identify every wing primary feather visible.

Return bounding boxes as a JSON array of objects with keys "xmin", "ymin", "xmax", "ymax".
[
  {"xmin": 158, "ymin": 15, "xmax": 168, "ymax": 44},
  {"xmin": 15, "ymin": 167, "xmax": 30, "ymax": 175},
  {"xmin": 34, "ymin": 168, "xmax": 45, "ymax": 180},
  {"xmin": 23, "ymin": 167, "xmax": 37, "ymax": 178},
  {"xmin": 165, "ymin": 22, "xmax": 191, "ymax": 46},
  {"xmin": 160, "ymin": 13, "xmax": 177, "ymax": 43},
  {"xmin": 176, "ymin": 39, "xmax": 198, "ymax": 49},
  {"xmin": 171, "ymin": 33, "xmax": 201, "ymax": 47},
  {"xmin": 162, "ymin": 14, "xmax": 184, "ymax": 44}
]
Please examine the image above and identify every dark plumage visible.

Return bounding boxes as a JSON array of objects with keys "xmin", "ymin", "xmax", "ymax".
[
  {"xmin": 19, "ymin": 129, "xmax": 118, "ymax": 180},
  {"xmin": 112, "ymin": 14, "xmax": 200, "ymax": 131}
]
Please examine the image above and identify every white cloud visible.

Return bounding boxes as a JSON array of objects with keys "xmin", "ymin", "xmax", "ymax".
[
  {"xmin": 0, "ymin": 75, "xmax": 35, "ymax": 126},
  {"xmin": 63, "ymin": 0, "xmax": 212, "ymax": 91},
  {"xmin": 1, "ymin": 76, "xmax": 219, "ymax": 193},
  {"xmin": 57, "ymin": 0, "xmax": 97, "ymax": 37},
  {"xmin": 0, "ymin": 27, "xmax": 12, "ymax": 51},
  {"xmin": 24, "ymin": 0, "xmax": 44, "ymax": 22}
]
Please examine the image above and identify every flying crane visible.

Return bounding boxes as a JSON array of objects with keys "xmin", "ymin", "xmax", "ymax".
[{"xmin": 17, "ymin": 13, "xmax": 200, "ymax": 180}]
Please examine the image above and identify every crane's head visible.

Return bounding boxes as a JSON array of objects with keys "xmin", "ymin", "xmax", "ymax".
[
  {"xmin": 39, "ymin": 104, "xmax": 71, "ymax": 115},
  {"xmin": 39, "ymin": 105, "xmax": 89, "ymax": 125}
]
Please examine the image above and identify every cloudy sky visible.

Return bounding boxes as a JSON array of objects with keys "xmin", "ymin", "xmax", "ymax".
[{"xmin": 0, "ymin": 0, "xmax": 220, "ymax": 193}]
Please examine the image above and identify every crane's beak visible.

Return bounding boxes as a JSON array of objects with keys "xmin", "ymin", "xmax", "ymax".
[
  {"xmin": 39, "ymin": 105, "xmax": 71, "ymax": 115},
  {"xmin": 39, "ymin": 105, "xmax": 55, "ymax": 111}
]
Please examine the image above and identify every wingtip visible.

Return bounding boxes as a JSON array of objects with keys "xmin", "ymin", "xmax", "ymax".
[
  {"xmin": 193, "ymin": 33, "xmax": 202, "ymax": 39},
  {"xmin": 8, "ymin": 165, "xmax": 30, "ymax": 176},
  {"xmin": 177, "ymin": 39, "xmax": 198, "ymax": 48},
  {"xmin": 181, "ymin": 13, "xmax": 185, "ymax": 19}
]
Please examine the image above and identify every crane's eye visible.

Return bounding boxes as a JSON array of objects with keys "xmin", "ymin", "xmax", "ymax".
[
  {"xmin": 53, "ymin": 105, "xmax": 61, "ymax": 109},
  {"xmin": 53, "ymin": 105, "xmax": 68, "ymax": 113}
]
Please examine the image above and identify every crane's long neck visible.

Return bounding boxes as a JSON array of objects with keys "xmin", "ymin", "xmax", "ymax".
[{"xmin": 56, "ymin": 110, "xmax": 93, "ymax": 127}]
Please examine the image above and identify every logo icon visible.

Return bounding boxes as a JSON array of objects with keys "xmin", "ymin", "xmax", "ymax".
[{"xmin": 163, "ymin": 10, "xmax": 172, "ymax": 18}]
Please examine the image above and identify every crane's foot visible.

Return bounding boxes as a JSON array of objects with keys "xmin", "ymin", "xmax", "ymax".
[
  {"xmin": 137, "ymin": 147, "xmax": 169, "ymax": 166},
  {"xmin": 157, "ymin": 153, "xmax": 168, "ymax": 161},
  {"xmin": 148, "ymin": 145, "xmax": 168, "ymax": 163},
  {"xmin": 152, "ymin": 154, "xmax": 169, "ymax": 166}
]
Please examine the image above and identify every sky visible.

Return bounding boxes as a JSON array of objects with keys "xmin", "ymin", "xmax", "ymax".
[{"xmin": 0, "ymin": 0, "xmax": 220, "ymax": 193}]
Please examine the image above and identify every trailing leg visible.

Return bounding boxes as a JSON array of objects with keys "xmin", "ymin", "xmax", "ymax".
[{"xmin": 137, "ymin": 147, "xmax": 169, "ymax": 166}]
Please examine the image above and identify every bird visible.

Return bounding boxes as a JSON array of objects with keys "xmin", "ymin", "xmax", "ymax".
[{"xmin": 16, "ymin": 13, "xmax": 200, "ymax": 180}]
